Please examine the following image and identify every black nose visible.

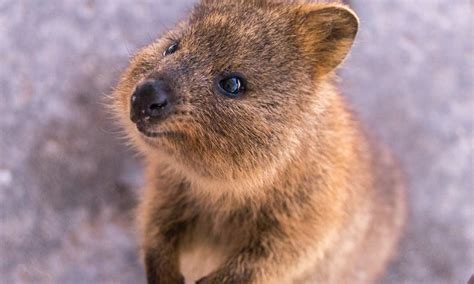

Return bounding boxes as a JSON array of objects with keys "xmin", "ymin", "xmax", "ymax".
[{"xmin": 130, "ymin": 79, "xmax": 173, "ymax": 123}]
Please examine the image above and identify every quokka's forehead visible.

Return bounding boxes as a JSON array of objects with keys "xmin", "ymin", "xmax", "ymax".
[
  {"xmin": 139, "ymin": 5, "xmax": 303, "ymax": 85},
  {"xmin": 180, "ymin": 5, "xmax": 298, "ymax": 52},
  {"xmin": 174, "ymin": 20, "xmax": 299, "ymax": 77}
]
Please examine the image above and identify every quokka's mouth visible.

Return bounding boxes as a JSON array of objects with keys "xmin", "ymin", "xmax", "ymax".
[
  {"xmin": 136, "ymin": 123, "xmax": 165, "ymax": 137},
  {"xmin": 135, "ymin": 122, "xmax": 183, "ymax": 139}
]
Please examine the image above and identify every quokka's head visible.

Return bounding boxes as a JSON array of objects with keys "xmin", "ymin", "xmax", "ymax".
[{"xmin": 112, "ymin": 0, "xmax": 358, "ymax": 185}]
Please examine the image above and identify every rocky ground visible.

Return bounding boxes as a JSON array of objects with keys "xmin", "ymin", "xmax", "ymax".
[{"xmin": 0, "ymin": 0, "xmax": 472, "ymax": 283}]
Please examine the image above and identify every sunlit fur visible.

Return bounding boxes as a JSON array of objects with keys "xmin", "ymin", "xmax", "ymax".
[{"xmin": 110, "ymin": 1, "xmax": 406, "ymax": 283}]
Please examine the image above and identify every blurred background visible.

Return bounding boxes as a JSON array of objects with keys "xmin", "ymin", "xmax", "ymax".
[{"xmin": 0, "ymin": 0, "xmax": 472, "ymax": 283}]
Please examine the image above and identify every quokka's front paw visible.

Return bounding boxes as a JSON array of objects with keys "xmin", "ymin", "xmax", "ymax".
[
  {"xmin": 196, "ymin": 273, "xmax": 253, "ymax": 284},
  {"xmin": 147, "ymin": 273, "xmax": 184, "ymax": 284},
  {"xmin": 195, "ymin": 276, "xmax": 212, "ymax": 284}
]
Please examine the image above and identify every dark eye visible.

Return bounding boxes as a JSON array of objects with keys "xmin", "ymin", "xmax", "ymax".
[
  {"xmin": 218, "ymin": 76, "xmax": 246, "ymax": 98},
  {"xmin": 163, "ymin": 42, "xmax": 178, "ymax": 56}
]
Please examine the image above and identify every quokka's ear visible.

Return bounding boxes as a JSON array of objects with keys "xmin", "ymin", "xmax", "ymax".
[{"xmin": 296, "ymin": 4, "xmax": 359, "ymax": 76}]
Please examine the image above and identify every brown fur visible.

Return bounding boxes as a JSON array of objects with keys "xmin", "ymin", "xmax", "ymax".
[{"xmin": 110, "ymin": 0, "xmax": 406, "ymax": 283}]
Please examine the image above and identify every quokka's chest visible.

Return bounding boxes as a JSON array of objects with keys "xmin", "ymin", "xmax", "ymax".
[
  {"xmin": 176, "ymin": 201, "xmax": 255, "ymax": 282},
  {"xmin": 179, "ymin": 232, "xmax": 233, "ymax": 284}
]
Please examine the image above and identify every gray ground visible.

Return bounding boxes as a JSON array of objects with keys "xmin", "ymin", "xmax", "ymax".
[{"xmin": 0, "ymin": 0, "xmax": 472, "ymax": 283}]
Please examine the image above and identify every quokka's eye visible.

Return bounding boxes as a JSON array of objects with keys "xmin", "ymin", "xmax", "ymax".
[
  {"xmin": 163, "ymin": 42, "xmax": 179, "ymax": 56},
  {"xmin": 218, "ymin": 76, "xmax": 246, "ymax": 98}
]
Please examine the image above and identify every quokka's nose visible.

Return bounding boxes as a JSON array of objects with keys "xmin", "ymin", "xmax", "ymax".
[{"xmin": 130, "ymin": 79, "xmax": 173, "ymax": 123}]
